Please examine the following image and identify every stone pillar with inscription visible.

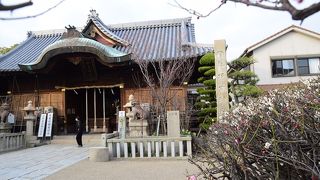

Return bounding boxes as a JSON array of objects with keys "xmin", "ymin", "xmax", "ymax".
[
  {"xmin": 118, "ymin": 111, "xmax": 126, "ymax": 139},
  {"xmin": 214, "ymin": 40, "xmax": 229, "ymax": 122}
]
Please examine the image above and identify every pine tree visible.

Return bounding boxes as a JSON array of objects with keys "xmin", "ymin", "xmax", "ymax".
[
  {"xmin": 195, "ymin": 52, "xmax": 217, "ymax": 130},
  {"xmin": 228, "ymin": 57, "xmax": 263, "ymax": 103},
  {"xmin": 195, "ymin": 54, "xmax": 262, "ymax": 131}
]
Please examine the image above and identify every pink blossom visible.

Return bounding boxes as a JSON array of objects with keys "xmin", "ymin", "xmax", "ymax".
[{"xmin": 187, "ymin": 175, "xmax": 197, "ymax": 180}]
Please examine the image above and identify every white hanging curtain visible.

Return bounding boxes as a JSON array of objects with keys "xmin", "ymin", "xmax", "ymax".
[{"xmin": 309, "ymin": 58, "xmax": 320, "ymax": 74}]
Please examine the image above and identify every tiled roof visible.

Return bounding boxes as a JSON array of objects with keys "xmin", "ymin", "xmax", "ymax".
[
  {"xmin": 110, "ymin": 17, "xmax": 211, "ymax": 61},
  {"xmin": 0, "ymin": 11, "xmax": 212, "ymax": 72},
  {"xmin": 19, "ymin": 37, "xmax": 131, "ymax": 72},
  {"xmin": 0, "ymin": 33, "xmax": 62, "ymax": 72}
]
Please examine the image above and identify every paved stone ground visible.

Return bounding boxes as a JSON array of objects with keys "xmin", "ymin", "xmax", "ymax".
[
  {"xmin": 0, "ymin": 144, "xmax": 89, "ymax": 179},
  {"xmin": 0, "ymin": 135, "xmax": 200, "ymax": 180},
  {"xmin": 46, "ymin": 159, "xmax": 199, "ymax": 180}
]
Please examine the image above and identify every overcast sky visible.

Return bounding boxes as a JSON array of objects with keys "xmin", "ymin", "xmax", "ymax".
[{"xmin": 0, "ymin": 0, "xmax": 319, "ymax": 60}]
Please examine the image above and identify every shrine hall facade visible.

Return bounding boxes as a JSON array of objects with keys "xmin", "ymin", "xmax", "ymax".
[{"xmin": 0, "ymin": 10, "xmax": 211, "ymax": 134}]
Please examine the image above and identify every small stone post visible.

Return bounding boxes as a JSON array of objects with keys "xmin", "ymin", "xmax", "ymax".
[
  {"xmin": 214, "ymin": 40, "xmax": 229, "ymax": 122},
  {"xmin": 118, "ymin": 111, "xmax": 126, "ymax": 139}
]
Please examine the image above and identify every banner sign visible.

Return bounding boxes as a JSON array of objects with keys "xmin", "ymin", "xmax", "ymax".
[
  {"xmin": 45, "ymin": 113, "xmax": 53, "ymax": 137},
  {"xmin": 38, "ymin": 114, "xmax": 47, "ymax": 137}
]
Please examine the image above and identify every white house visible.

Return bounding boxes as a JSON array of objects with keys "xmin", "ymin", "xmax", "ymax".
[{"xmin": 242, "ymin": 25, "xmax": 320, "ymax": 90}]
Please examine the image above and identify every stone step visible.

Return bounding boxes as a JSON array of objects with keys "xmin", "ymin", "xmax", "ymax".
[
  {"xmin": 51, "ymin": 134, "xmax": 103, "ymax": 146},
  {"xmin": 27, "ymin": 138, "xmax": 43, "ymax": 148}
]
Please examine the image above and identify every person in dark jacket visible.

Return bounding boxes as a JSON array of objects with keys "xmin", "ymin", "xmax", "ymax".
[{"xmin": 75, "ymin": 116, "xmax": 83, "ymax": 147}]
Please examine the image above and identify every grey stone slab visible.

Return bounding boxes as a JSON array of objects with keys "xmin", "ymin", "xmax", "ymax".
[
  {"xmin": 167, "ymin": 111, "xmax": 180, "ymax": 137},
  {"xmin": 19, "ymin": 169, "xmax": 47, "ymax": 179},
  {"xmin": 0, "ymin": 168, "xmax": 11, "ymax": 175},
  {"xmin": 0, "ymin": 144, "xmax": 89, "ymax": 179},
  {"xmin": 1, "ymin": 169, "xmax": 31, "ymax": 180}
]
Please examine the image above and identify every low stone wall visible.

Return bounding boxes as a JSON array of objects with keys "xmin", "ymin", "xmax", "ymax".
[{"xmin": 0, "ymin": 132, "xmax": 26, "ymax": 153}]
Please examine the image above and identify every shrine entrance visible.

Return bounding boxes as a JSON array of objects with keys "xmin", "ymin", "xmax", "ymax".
[{"xmin": 65, "ymin": 87, "xmax": 120, "ymax": 134}]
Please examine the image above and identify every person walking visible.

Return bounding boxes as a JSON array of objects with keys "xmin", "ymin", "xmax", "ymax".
[{"xmin": 75, "ymin": 116, "xmax": 83, "ymax": 147}]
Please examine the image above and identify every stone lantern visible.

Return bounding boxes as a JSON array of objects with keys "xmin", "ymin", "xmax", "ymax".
[
  {"xmin": 23, "ymin": 100, "xmax": 36, "ymax": 136},
  {"xmin": 22, "ymin": 100, "xmax": 40, "ymax": 147}
]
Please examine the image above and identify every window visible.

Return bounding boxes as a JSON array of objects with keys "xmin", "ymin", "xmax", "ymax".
[
  {"xmin": 297, "ymin": 58, "xmax": 320, "ymax": 75},
  {"xmin": 272, "ymin": 59, "xmax": 295, "ymax": 77}
]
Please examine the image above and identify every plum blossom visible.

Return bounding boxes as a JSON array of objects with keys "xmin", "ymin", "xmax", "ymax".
[{"xmin": 264, "ymin": 142, "xmax": 271, "ymax": 149}]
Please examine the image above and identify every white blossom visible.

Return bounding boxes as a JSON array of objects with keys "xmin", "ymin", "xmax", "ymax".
[{"xmin": 264, "ymin": 142, "xmax": 271, "ymax": 149}]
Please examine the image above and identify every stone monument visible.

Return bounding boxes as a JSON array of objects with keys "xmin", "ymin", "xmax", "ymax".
[
  {"xmin": 123, "ymin": 94, "xmax": 149, "ymax": 137},
  {"xmin": 167, "ymin": 111, "xmax": 180, "ymax": 137},
  {"xmin": 0, "ymin": 102, "xmax": 12, "ymax": 133},
  {"xmin": 214, "ymin": 40, "xmax": 229, "ymax": 122}
]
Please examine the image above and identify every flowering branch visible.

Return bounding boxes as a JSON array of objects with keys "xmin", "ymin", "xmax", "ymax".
[{"xmin": 190, "ymin": 77, "xmax": 320, "ymax": 179}]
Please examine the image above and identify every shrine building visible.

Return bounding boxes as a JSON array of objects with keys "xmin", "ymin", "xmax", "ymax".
[{"xmin": 0, "ymin": 10, "xmax": 211, "ymax": 134}]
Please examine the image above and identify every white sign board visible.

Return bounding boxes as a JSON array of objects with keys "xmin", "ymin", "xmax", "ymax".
[
  {"xmin": 45, "ymin": 113, "xmax": 53, "ymax": 137},
  {"xmin": 7, "ymin": 113, "xmax": 15, "ymax": 124},
  {"xmin": 118, "ymin": 111, "xmax": 126, "ymax": 139},
  {"xmin": 37, "ymin": 114, "xmax": 47, "ymax": 137}
]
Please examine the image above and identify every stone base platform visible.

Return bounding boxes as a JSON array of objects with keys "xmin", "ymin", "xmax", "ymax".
[
  {"xmin": 128, "ymin": 120, "xmax": 148, "ymax": 137},
  {"xmin": 89, "ymin": 147, "xmax": 110, "ymax": 162}
]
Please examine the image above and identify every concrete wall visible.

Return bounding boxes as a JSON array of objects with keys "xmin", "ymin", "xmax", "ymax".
[{"xmin": 252, "ymin": 31, "xmax": 320, "ymax": 85}]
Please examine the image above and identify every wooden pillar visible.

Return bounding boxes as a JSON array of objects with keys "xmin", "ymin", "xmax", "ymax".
[
  {"xmin": 103, "ymin": 89, "xmax": 106, "ymax": 132},
  {"xmin": 86, "ymin": 88, "xmax": 88, "ymax": 132},
  {"xmin": 94, "ymin": 88, "xmax": 97, "ymax": 132},
  {"xmin": 214, "ymin": 40, "xmax": 229, "ymax": 122}
]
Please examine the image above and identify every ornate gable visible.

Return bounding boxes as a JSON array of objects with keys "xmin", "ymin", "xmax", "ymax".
[{"xmin": 82, "ymin": 10, "xmax": 129, "ymax": 47}]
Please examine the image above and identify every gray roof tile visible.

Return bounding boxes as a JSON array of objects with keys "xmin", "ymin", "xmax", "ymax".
[{"xmin": 0, "ymin": 14, "xmax": 212, "ymax": 72}]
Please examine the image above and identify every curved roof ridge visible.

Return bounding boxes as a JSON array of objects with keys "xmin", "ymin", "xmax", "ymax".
[
  {"xmin": 108, "ymin": 17, "xmax": 192, "ymax": 29},
  {"xmin": 30, "ymin": 28, "xmax": 83, "ymax": 37},
  {"xmin": 18, "ymin": 37, "xmax": 131, "ymax": 72}
]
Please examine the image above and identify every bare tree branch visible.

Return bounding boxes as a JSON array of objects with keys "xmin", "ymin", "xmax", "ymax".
[
  {"xmin": 169, "ymin": 0, "xmax": 226, "ymax": 18},
  {"xmin": 134, "ymin": 56, "xmax": 195, "ymax": 134},
  {"xmin": 0, "ymin": 1, "xmax": 33, "ymax": 11},
  {"xmin": 172, "ymin": 0, "xmax": 320, "ymax": 21},
  {"xmin": 0, "ymin": 0, "xmax": 66, "ymax": 20}
]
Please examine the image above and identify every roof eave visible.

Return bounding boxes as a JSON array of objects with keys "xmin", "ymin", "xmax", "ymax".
[
  {"xmin": 243, "ymin": 25, "xmax": 320, "ymax": 56},
  {"xmin": 18, "ymin": 38, "xmax": 131, "ymax": 72}
]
